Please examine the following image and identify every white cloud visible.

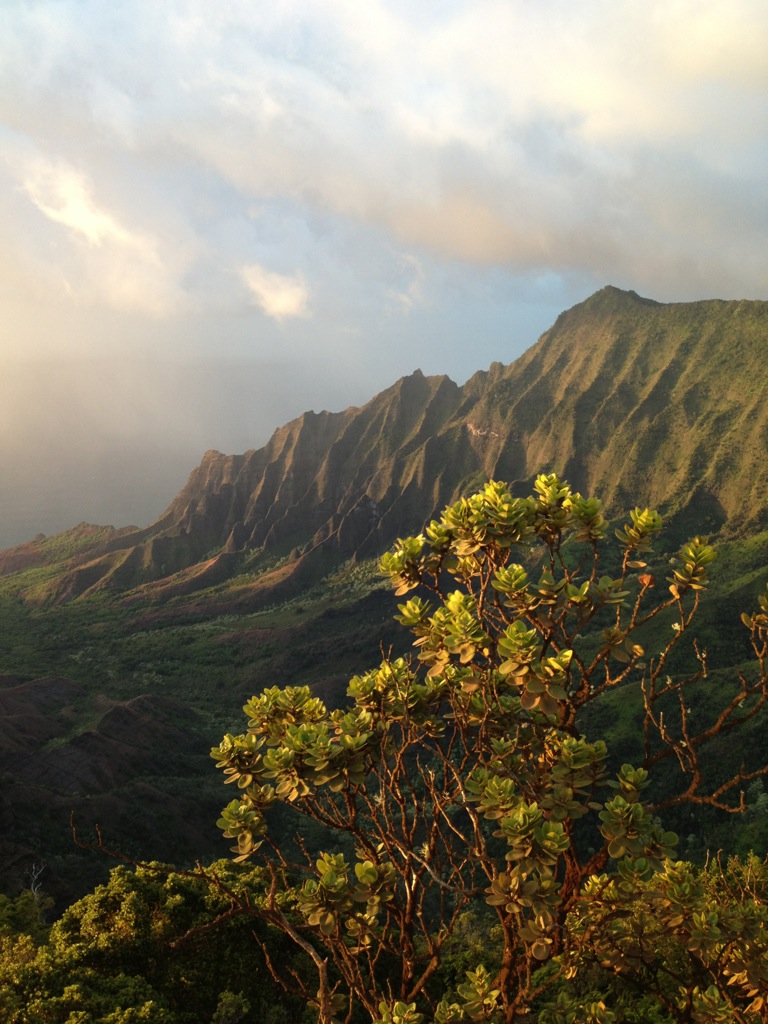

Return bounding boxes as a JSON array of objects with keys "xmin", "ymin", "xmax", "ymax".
[
  {"xmin": 241, "ymin": 264, "xmax": 310, "ymax": 320},
  {"xmin": 136, "ymin": 0, "xmax": 765, "ymax": 295},
  {"xmin": 1, "ymin": 139, "xmax": 201, "ymax": 320},
  {"xmin": 23, "ymin": 160, "xmax": 155, "ymax": 252},
  {"xmin": 1, "ymin": 0, "xmax": 767, "ymax": 346}
]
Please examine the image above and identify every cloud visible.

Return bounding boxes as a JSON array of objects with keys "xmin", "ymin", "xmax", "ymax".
[
  {"xmin": 241, "ymin": 263, "xmax": 310, "ymax": 320},
  {"xmin": 3, "ymin": 0, "xmax": 767, "ymax": 309},
  {"xmin": 22, "ymin": 160, "xmax": 150, "ymax": 250},
  {"xmin": 0, "ymin": 3, "xmax": 765, "ymax": 393},
  {"xmin": 1, "ymin": 137, "xmax": 202, "ymax": 319},
  {"xmin": 129, "ymin": 0, "xmax": 763, "ymax": 300},
  {"xmin": 386, "ymin": 253, "xmax": 425, "ymax": 310}
]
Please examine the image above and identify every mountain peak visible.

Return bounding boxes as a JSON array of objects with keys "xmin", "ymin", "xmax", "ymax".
[{"xmin": 581, "ymin": 284, "xmax": 663, "ymax": 309}]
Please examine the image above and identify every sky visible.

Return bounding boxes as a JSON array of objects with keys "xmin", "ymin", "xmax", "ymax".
[{"xmin": 1, "ymin": 0, "xmax": 767, "ymax": 547}]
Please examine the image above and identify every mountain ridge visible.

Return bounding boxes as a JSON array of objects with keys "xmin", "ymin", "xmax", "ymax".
[{"xmin": 2, "ymin": 285, "xmax": 766, "ymax": 606}]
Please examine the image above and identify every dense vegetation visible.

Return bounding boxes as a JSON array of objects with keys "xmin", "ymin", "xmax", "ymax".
[
  {"xmin": 212, "ymin": 476, "xmax": 768, "ymax": 1022},
  {"xmin": 0, "ymin": 556, "xmax": 398, "ymax": 904},
  {"xmin": 0, "ymin": 860, "xmax": 310, "ymax": 1023},
  {"xmin": 3, "ymin": 476, "xmax": 768, "ymax": 1021},
  {"xmin": 1, "ymin": 522, "xmax": 768, "ymax": 905}
]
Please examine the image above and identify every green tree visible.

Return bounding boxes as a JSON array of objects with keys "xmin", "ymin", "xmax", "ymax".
[
  {"xmin": 557, "ymin": 853, "xmax": 768, "ymax": 1023},
  {"xmin": 0, "ymin": 886, "xmax": 53, "ymax": 945},
  {"xmin": 0, "ymin": 860, "xmax": 308, "ymax": 1023},
  {"xmin": 212, "ymin": 476, "xmax": 768, "ymax": 1023}
]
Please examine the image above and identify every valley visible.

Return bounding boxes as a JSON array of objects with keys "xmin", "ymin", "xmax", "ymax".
[{"xmin": 1, "ymin": 286, "xmax": 768, "ymax": 1020}]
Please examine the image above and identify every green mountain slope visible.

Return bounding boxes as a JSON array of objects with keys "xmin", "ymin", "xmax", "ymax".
[
  {"xmin": 2, "ymin": 286, "xmax": 766, "ymax": 608},
  {"xmin": 480, "ymin": 287, "xmax": 767, "ymax": 537}
]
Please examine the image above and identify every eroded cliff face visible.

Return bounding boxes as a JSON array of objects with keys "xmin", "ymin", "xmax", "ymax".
[{"xmin": 5, "ymin": 287, "xmax": 767, "ymax": 605}]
